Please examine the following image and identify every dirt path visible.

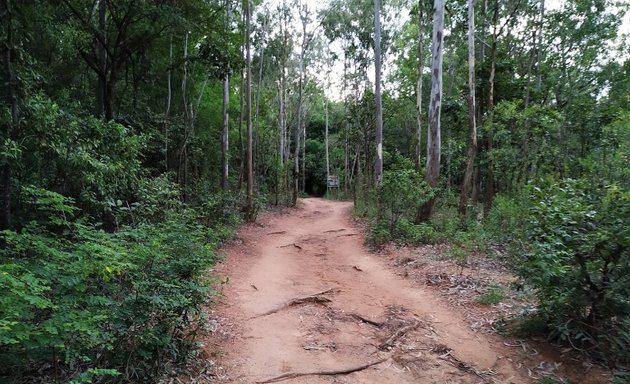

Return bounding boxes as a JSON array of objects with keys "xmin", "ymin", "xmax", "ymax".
[{"xmin": 201, "ymin": 199, "xmax": 595, "ymax": 383}]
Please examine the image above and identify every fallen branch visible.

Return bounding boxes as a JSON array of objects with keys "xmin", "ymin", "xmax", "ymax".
[
  {"xmin": 348, "ymin": 313, "xmax": 382, "ymax": 327},
  {"xmin": 379, "ymin": 321, "xmax": 422, "ymax": 350},
  {"xmin": 337, "ymin": 233, "xmax": 358, "ymax": 237},
  {"xmin": 438, "ymin": 350, "xmax": 487, "ymax": 380},
  {"xmin": 324, "ymin": 228, "xmax": 346, "ymax": 233},
  {"xmin": 256, "ymin": 359, "xmax": 387, "ymax": 383},
  {"xmin": 279, "ymin": 243, "xmax": 302, "ymax": 250},
  {"xmin": 253, "ymin": 289, "xmax": 337, "ymax": 318},
  {"xmin": 268, "ymin": 231, "xmax": 287, "ymax": 235}
]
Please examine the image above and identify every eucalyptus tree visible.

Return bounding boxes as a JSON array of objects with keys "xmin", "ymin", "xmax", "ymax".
[
  {"xmin": 458, "ymin": 0, "xmax": 477, "ymax": 216},
  {"xmin": 374, "ymin": 0, "xmax": 383, "ymax": 185},
  {"xmin": 417, "ymin": 0, "xmax": 445, "ymax": 221},
  {"xmin": 245, "ymin": 0, "xmax": 254, "ymax": 221},
  {"xmin": 292, "ymin": 1, "xmax": 315, "ymax": 206}
]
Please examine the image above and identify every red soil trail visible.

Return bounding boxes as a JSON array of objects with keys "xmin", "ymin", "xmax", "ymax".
[{"xmin": 203, "ymin": 198, "xmax": 603, "ymax": 384}]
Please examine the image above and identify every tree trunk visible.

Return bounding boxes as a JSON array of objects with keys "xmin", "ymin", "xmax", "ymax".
[
  {"xmin": 1, "ymin": 0, "xmax": 16, "ymax": 230},
  {"xmin": 237, "ymin": 8, "xmax": 246, "ymax": 191},
  {"xmin": 221, "ymin": 0, "xmax": 231, "ymax": 191},
  {"xmin": 279, "ymin": 72, "xmax": 286, "ymax": 166},
  {"xmin": 417, "ymin": 0, "xmax": 445, "ymax": 222},
  {"xmin": 373, "ymin": 0, "xmax": 383, "ymax": 185},
  {"xmin": 292, "ymin": 3, "xmax": 310, "ymax": 206},
  {"xmin": 325, "ymin": 96, "xmax": 330, "ymax": 190},
  {"xmin": 165, "ymin": 38, "xmax": 173, "ymax": 172},
  {"xmin": 415, "ymin": 0, "xmax": 424, "ymax": 172},
  {"xmin": 458, "ymin": 0, "xmax": 478, "ymax": 217},
  {"xmin": 536, "ymin": 0, "xmax": 544, "ymax": 92},
  {"xmin": 222, "ymin": 72, "xmax": 230, "ymax": 191},
  {"xmin": 485, "ymin": 0, "xmax": 498, "ymax": 213},
  {"xmin": 96, "ymin": 0, "xmax": 107, "ymax": 118},
  {"xmin": 245, "ymin": 0, "xmax": 254, "ymax": 221}
]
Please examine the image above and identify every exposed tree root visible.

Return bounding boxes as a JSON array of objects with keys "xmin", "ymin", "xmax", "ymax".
[
  {"xmin": 252, "ymin": 289, "xmax": 337, "ymax": 318},
  {"xmin": 336, "ymin": 233, "xmax": 358, "ymax": 237},
  {"xmin": 268, "ymin": 231, "xmax": 287, "ymax": 235},
  {"xmin": 323, "ymin": 228, "xmax": 346, "ymax": 233},
  {"xmin": 379, "ymin": 321, "xmax": 423, "ymax": 350},
  {"xmin": 256, "ymin": 358, "xmax": 388, "ymax": 383}
]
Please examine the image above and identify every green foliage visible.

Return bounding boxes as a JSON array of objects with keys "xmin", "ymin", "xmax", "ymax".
[
  {"xmin": 522, "ymin": 179, "xmax": 630, "ymax": 364},
  {"xmin": 478, "ymin": 286, "xmax": 505, "ymax": 305},
  {"xmin": 370, "ymin": 166, "xmax": 434, "ymax": 245},
  {"xmin": 0, "ymin": 188, "xmax": 223, "ymax": 382}
]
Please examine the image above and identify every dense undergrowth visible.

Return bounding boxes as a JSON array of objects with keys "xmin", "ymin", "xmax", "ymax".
[
  {"xmin": 356, "ymin": 156, "xmax": 630, "ymax": 373},
  {"xmin": 0, "ymin": 182, "xmax": 245, "ymax": 383}
]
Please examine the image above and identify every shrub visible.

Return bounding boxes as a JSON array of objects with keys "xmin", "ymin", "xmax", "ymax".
[
  {"xmin": 0, "ymin": 187, "xmax": 220, "ymax": 383},
  {"xmin": 522, "ymin": 179, "xmax": 630, "ymax": 364},
  {"xmin": 372, "ymin": 169, "xmax": 434, "ymax": 245}
]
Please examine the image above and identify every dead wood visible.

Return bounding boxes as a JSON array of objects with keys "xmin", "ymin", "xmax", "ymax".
[
  {"xmin": 379, "ymin": 321, "xmax": 422, "ymax": 350},
  {"xmin": 438, "ymin": 350, "xmax": 487, "ymax": 380},
  {"xmin": 256, "ymin": 359, "xmax": 387, "ymax": 383},
  {"xmin": 352, "ymin": 265, "xmax": 363, "ymax": 271},
  {"xmin": 324, "ymin": 228, "xmax": 346, "ymax": 233},
  {"xmin": 268, "ymin": 231, "xmax": 287, "ymax": 235},
  {"xmin": 337, "ymin": 233, "xmax": 358, "ymax": 237},
  {"xmin": 279, "ymin": 243, "xmax": 302, "ymax": 249},
  {"xmin": 253, "ymin": 288, "xmax": 337, "ymax": 318},
  {"xmin": 348, "ymin": 313, "xmax": 382, "ymax": 327}
]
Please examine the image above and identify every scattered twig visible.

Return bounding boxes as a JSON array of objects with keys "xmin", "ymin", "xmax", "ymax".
[
  {"xmin": 380, "ymin": 321, "xmax": 422, "ymax": 350},
  {"xmin": 352, "ymin": 265, "xmax": 363, "ymax": 272},
  {"xmin": 279, "ymin": 243, "xmax": 302, "ymax": 250},
  {"xmin": 250, "ymin": 284, "xmax": 258, "ymax": 290},
  {"xmin": 256, "ymin": 359, "xmax": 388, "ymax": 383},
  {"xmin": 348, "ymin": 313, "xmax": 382, "ymax": 327},
  {"xmin": 324, "ymin": 229, "xmax": 346, "ymax": 233},
  {"xmin": 303, "ymin": 344, "xmax": 328, "ymax": 351},
  {"xmin": 337, "ymin": 233, "xmax": 358, "ymax": 237},
  {"xmin": 438, "ymin": 350, "xmax": 487, "ymax": 381},
  {"xmin": 267, "ymin": 231, "xmax": 287, "ymax": 235},
  {"xmin": 252, "ymin": 289, "xmax": 337, "ymax": 318}
]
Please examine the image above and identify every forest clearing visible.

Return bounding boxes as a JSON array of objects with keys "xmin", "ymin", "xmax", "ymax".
[{"xmin": 1, "ymin": 0, "xmax": 629, "ymax": 383}]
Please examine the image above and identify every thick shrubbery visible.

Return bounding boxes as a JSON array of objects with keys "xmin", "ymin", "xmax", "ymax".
[
  {"xmin": 0, "ymin": 186, "xmax": 235, "ymax": 383},
  {"xmin": 522, "ymin": 179, "xmax": 630, "ymax": 364}
]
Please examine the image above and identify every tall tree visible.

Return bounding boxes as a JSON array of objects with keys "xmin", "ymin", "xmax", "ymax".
[
  {"xmin": 374, "ymin": 0, "xmax": 383, "ymax": 185},
  {"xmin": 417, "ymin": 0, "xmax": 445, "ymax": 221},
  {"xmin": 292, "ymin": 2, "xmax": 312, "ymax": 206},
  {"xmin": 0, "ymin": 0, "xmax": 17, "ymax": 230},
  {"xmin": 245, "ymin": 0, "xmax": 254, "ymax": 221},
  {"xmin": 221, "ymin": 0, "xmax": 231, "ymax": 191},
  {"xmin": 459, "ymin": 0, "xmax": 477, "ymax": 216},
  {"xmin": 415, "ymin": 0, "xmax": 425, "ymax": 172}
]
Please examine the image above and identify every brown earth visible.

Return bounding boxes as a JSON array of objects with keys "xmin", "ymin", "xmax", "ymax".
[{"xmin": 197, "ymin": 198, "xmax": 610, "ymax": 384}]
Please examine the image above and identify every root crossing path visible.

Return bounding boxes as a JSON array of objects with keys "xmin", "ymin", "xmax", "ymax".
[{"xmin": 207, "ymin": 199, "xmax": 530, "ymax": 383}]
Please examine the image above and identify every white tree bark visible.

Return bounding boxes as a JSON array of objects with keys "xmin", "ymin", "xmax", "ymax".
[
  {"xmin": 373, "ymin": 0, "xmax": 383, "ymax": 185},
  {"xmin": 459, "ymin": 0, "xmax": 478, "ymax": 216},
  {"xmin": 418, "ymin": 0, "xmax": 445, "ymax": 221}
]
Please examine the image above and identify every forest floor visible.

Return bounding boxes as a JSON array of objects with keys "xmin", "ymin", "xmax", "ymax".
[{"xmin": 185, "ymin": 198, "xmax": 611, "ymax": 384}]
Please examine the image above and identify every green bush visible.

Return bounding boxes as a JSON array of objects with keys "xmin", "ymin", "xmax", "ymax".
[
  {"xmin": 0, "ymin": 187, "xmax": 220, "ymax": 383},
  {"xmin": 523, "ymin": 179, "xmax": 630, "ymax": 364},
  {"xmin": 371, "ymin": 168, "xmax": 434, "ymax": 245}
]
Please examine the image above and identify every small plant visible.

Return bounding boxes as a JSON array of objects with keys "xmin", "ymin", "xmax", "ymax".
[{"xmin": 478, "ymin": 286, "xmax": 505, "ymax": 305}]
